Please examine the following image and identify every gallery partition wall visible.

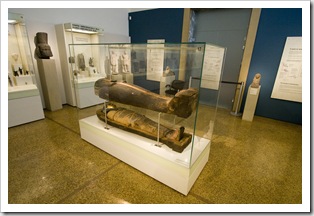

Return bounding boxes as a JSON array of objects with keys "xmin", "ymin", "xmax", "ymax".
[{"xmin": 242, "ymin": 8, "xmax": 302, "ymax": 124}]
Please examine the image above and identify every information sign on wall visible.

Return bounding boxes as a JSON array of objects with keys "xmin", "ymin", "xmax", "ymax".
[
  {"xmin": 271, "ymin": 37, "xmax": 302, "ymax": 102},
  {"xmin": 201, "ymin": 44, "xmax": 225, "ymax": 90},
  {"xmin": 147, "ymin": 39, "xmax": 165, "ymax": 81}
]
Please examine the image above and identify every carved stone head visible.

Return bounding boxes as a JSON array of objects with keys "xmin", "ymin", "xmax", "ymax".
[{"xmin": 35, "ymin": 32, "xmax": 53, "ymax": 59}]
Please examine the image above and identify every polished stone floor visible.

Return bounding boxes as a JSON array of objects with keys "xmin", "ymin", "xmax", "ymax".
[{"xmin": 7, "ymin": 105, "xmax": 302, "ymax": 207}]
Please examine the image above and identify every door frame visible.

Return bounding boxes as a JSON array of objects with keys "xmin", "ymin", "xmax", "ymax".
[{"xmin": 181, "ymin": 8, "xmax": 261, "ymax": 112}]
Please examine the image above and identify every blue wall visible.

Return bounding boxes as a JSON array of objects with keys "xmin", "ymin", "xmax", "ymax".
[
  {"xmin": 128, "ymin": 9, "xmax": 184, "ymax": 91},
  {"xmin": 128, "ymin": 8, "xmax": 302, "ymax": 124},
  {"xmin": 241, "ymin": 8, "xmax": 302, "ymax": 124},
  {"xmin": 129, "ymin": 8, "xmax": 184, "ymax": 43}
]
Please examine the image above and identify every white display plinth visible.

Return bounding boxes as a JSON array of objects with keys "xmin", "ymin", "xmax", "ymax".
[
  {"xmin": 74, "ymin": 77, "xmax": 104, "ymax": 109},
  {"xmin": 37, "ymin": 59, "xmax": 63, "ymax": 111},
  {"xmin": 79, "ymin": 115, "xmax": 211, "ymax": 195},
  {"xmin": 13, "ymin": 75, "xmax": 33, "ymax": 86},
  {"xmin": 110, "ymin": 74, "xmax": 123, "ymax": 82},
  {"xmin": 8, "ymin": 85, "xmax": 44, "ymax": 127},
  {"xmin": 242, "ymin": 86, "xmax": 261, "ymax": 122},
  {"xmin": 122, "ymin": 73, "xmax": 134, "ymax": 84}
]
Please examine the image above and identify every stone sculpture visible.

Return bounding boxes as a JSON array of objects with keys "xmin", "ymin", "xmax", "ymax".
[
  {"xmin": 11, "ymin": 53, "xmax": 22, "ymax": 76},
  {"xmin": 89, "ymin": 57, "xmax": 95, "ymax": 67},
  {"xmin": 251, "ymin": 73, "xmax": 261, "ymax": 88},
  {"xmin": 77, "ymin": 53, "xmax": 86, "ymax": 71},
  {"xmin": 121, "ymin": 51, "xmax": 130, "ymax": 73},
  {"xmin": 35, "ymin": 32, "xmax": 53, "ymax": 59},
  {"xmin": 110, "ymin": 51, "xmax": 118, "ymax": 74},
  {"xmin": 163, "ymin": 66, "xmax": 175, "ymax": 77}
]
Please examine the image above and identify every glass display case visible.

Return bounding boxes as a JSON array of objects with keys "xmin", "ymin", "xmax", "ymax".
[
  {"xmin": 55, "ymin": 23, "xmax": 106, "ymax": 108},
  {"xmin": 8, "ymin": 12, "xmax": 44, "ymax": 127},
  {"xmin": 70, "ymin": 42, "xmax": 226, "ymax": 195}
]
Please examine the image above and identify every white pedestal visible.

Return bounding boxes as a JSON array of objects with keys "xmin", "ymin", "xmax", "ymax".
[
  {"xmin": 79, "ymin": 115, "xmax": 210, "ymax": 195},
  {"xmin": 122, "ymin": 73, "xmax": 134, "ymax": 84},
  {"xmin": 160, "ymin": 75, "xmax": 175, "ymax": 96},
  {"xmin": 37, "ymin": 59, "xmax": 63, "ymax": 111},
  {"xmin": 242, "ymin": 86, "xmax": 261, "ymax": 122},
  {"xmin": 13, "ymin": 75, "xmax": 33, "ymax": 86},
  {"xmin": 110, "ymin": 74, "xmax": 123, "ymax": 82},
  {"xmin": 8, "ymin": 85, "xmax": 45, "ymax": 127},
  {"xmin": 86, "ymin": 66, "xmax": 97, "ymax": 75}
]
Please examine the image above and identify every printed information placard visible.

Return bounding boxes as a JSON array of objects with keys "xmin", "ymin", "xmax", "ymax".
[
  {"xmin": 271, "ymin": 37, "xmax": 302, "ymax": 102},
  {"xmin": 201, "ymin": 44, "xmax": 225, "ymax": 90}
]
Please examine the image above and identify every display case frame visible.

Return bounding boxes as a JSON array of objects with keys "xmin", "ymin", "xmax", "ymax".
[
  {"xmin": 8, "ymin": 12, "xmax": 44, "ymax": 127},
  {"xmin": 70, "ymin": 42, "xmax": 226, "ymax": 195},
  {"xmin": 55, "ymin": 23, "xmax": 106, "ymax": 108}
]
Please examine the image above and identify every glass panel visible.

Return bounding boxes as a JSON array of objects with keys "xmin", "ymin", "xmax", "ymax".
[
  {"xmin": 190, "ymin": 43, "xmax": 226, "ymax": 165},
  {"xmin": 56, "ymin": 23, "xmax": 105, "ymax": 107},
  {"xmin": 8, "ymin": 12, "xmax": 37, "ymax": 89},
  {"xmin": 69, "ymin": 42, "xmax": 225, "ymax": 168}
]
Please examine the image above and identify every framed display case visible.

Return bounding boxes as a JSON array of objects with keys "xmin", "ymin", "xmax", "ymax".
[
  {"xmin": 8, "ymin": 12, "xmax": 44, "ymax": 127},
  {"xmin": 55, "ymin": 23, "xmax": 106, "ymax": 108},
  {"xmin": 71, "ymin": 42, "xmax": 226, "ymax": 195}
]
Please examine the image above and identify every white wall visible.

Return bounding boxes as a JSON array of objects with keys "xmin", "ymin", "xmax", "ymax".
[{"xmin": 8, "ymin": 8, "xmax": 130, "ymax": 107}]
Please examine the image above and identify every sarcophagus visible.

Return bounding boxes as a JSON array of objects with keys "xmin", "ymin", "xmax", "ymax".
[{"xmin": 94, "ymin": 78, "xmax": 198, "ymax": 118}]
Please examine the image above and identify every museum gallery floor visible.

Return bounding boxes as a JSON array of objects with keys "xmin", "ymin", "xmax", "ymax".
[{"xmin": 8, "ymin": 105, "xmax": 301, "ymax": 204}]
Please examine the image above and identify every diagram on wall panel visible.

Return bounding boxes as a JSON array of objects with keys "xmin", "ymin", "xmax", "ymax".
[
  {"xmin": 271, "ymin": 37, "xmax": 302, "ymax": 103},
  {"xmin": 147, "ymin": 39, "xmax": 165, "ymax": 81},
  {"xmin": 201, "ymin": 44, "xmax": 225, "ymax": 90}
]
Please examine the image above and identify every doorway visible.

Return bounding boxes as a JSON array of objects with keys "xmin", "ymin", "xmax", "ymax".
[{"xmin": 192, "ymin": 8, "xmax": 252, "ymax": 110}]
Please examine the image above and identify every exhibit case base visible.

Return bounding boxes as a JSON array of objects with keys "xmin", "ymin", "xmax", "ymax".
[
  {"xmin": 8, "ymin": 85, "xmax": 45, "ymax": 127},
  {"xmin": 72, "ymin": 42, "xmax": 226, "ymax": 195},
  {"xmin": 74, "ymin": 77, "xmax": 105, "ymax": 109},
  {"xmin": 79, "ymin": 115, "xmax": 211, "ymax": 195}
]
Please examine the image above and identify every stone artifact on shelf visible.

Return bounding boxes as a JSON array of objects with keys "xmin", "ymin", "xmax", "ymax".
[
  {"xmin": 11, "ymin": 53, "xmax": 23, "ymax": 76},
  {"xmin": 77, "ymin": 53, "xmax": 86, "ymax": 71},
  {"xmin": 8, "ymin": 75, "xmax": 13, "ymax": 87},
  {"xmin": 110, "ymin": 51, "xmax": 118, "ymax": 74},
  {"xmin": 35, "ymin": 32, "xmax": 53, "ymax": 59},
  {"xmin": 251, "ymin": 73, "xmax": 261, "ymax": 88},
  {"xmin": 94, "ymin": 78, "xmax": 199, "ymax": 153},
  {"xmin": 89, "ymin": 57, "xmax": 95, "ymax": 67},
  {"xmin": 87, "ymin": 57, "xmax": 98, "ymax": 75},
  {"xmin": 121, "ymin": 51, "xmax": 130, "ymax": 73}
]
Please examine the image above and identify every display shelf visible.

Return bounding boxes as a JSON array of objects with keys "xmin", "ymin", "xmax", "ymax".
[
  {"xmin": 55, "ymin": 23, "xmax": 106, "ymax": 107},
  {"xmin": 8, "ymin": 86, "xmax": 44, "ymax": 127},
  {"xmin": 8, "ymin": 84, "xmax": 39, "ymax": 99}
]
